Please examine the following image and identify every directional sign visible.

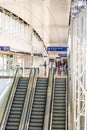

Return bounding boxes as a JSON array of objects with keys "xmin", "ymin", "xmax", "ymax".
[
  {"xmin": 0, "ymin": 46, "xmax": 10, "ymax": 51},
  {"xmin": 33, "ymin": 53, "xmax": 42, "ymax": 57},
  {"xmin": 47, "ymin": 47, "xmax": 68, "ymax": 51},
  {"xmin": 58, "ymin": 54, "xmax": 67, "ymax": 57}
]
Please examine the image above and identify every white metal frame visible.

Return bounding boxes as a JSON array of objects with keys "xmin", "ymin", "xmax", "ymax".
[{"xmin": 69, "ymin": 7, "xmax": 87, "ymax": 130}]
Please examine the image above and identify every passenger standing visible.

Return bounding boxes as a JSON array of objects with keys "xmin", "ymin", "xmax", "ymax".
[
  {"xmin": 57, "ymin": 61, "xmax": 61, "ymax": 75},
  {"xmin": 44, "ymin": 61, "xmax": 46, "ymax": 76}
]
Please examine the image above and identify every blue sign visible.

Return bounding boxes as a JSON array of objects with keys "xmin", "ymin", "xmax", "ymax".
[
  {"xmin": 47, "ymin": 47, "xmax": 68, "ymax": 51},
  {"xmin": 58, "ymin": 54, "xmax": 67, "ymax": 57},
  {"xmin": 0, "ymin": 46, "xmax": 10, "ymax": 51}
]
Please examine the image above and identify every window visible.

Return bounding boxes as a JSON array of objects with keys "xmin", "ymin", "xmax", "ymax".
[{"xmin": 5, "ymin": 15, "xmax": 10, "ymax": 32}]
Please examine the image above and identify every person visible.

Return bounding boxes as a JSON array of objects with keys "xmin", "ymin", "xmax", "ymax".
[
  {"xmin": 43, "ymin": 61, "xmax": 46, "ymax": 76},
  {"xmin": 52, "ymin": 62, "xmax": 56, "ymax": 74},
  {"xmin": 57, "ymin": 61, "xmax": 61, "ymax": 75},
  {"xmin": 63, "ymin": 61, "xmax": 65, "ymax": 74}
]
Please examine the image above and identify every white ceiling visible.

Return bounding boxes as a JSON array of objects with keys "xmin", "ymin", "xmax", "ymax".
[{"xmin": 0, "ymin": 0, "xmax": 71, "ymax": 47}]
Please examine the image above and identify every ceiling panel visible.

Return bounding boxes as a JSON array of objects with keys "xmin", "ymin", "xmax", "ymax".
[{"xmin": 0, "ymin": 0, "xmax": 71, "ymax": 48}]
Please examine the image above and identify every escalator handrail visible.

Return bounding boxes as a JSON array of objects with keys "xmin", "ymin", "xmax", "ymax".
[
  {"xmin": 0, "ymin": 68, "xmax": 22, "ymax": 130},
  {"xmin": 43, "ymin": 68, "xmax": 54, "ymax": 130},
  {"xmin": 66, "ymin": 74, "xmax": 68, "ymax": 130},
  {"xmin": 24, "ymin": 69, "xmax": 38, "ymax": 130},
  {"xmin": 18, "ymin": 68, "xmax": 36, "ymax": 130},
  {"xmin": 49, "ymin": 75, "xmax": 55, "ymax": 130},
  {"xmin": 47, "ymin": 73, "xmax": 55, "ymax": 130}
]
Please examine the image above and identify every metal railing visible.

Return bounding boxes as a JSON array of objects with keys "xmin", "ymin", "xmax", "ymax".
[{"xmin": 0, "ymin": 68, "xmax": 22, "ymax": 130}]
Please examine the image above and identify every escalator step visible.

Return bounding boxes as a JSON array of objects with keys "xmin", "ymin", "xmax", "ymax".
[
  {"xmin": 33, "ymin": 104, "xmax": 45, "ymax": 108},
  {"xmin": 53, "ymin": 117, "xmax": 65, "ymax": 121},
  {"xmin": 52, "ymin": 124, "xmax": 65, "ymax": 129},
  {"xmin": 31, "ymin": 111, "xmax": 44, "ymax": 115},
  {"xmin": 53, "ymin": 113, "xmax": 65, "ymax": 117},
  {"xmin": 31, "ymin": 115, "xmax": 43, "ymax": 119},
  {"xmin": 11, "ymin": 107, "xmax": 22, "ymax": 111},
  {"xmin": 29, "ymin": 122, "xmax": 43, "ymax": 127},
  {"xmin": 8, "ymin": 114, "xmax": 21, "ymax": 118},
  {"xmin": 32, "ymin": 108, "xmax": 44, "ymax": 112},
  {"xmin": 10, "ymin": 110, "xmax": 22, "ymax": 114},
  {"xmin": 52, "ymin": 120, "xmax": 65, "ymax": 125},
  {"xmin": 13, "ymin": 100, "xmax": 24, "ymax": 104},
  {"xmin": 5, "ymin": 126, "xmax": 18, "ymax": 130},
  {"xmin": 29, "ymin": 126, "xmax": 42, "ymax": 130},
  {"xmin": 12, "ymin": 104, "xmax": 23, "ymax": 107},
  {"xmin": 14, "ymin": 95, "xmax": 25, "ymax": 98},
  {"xmin": 15, "ymin": 91, "xmax": 26, "ymax": 95},
  {"xmin": 34, "ymin": 98, "xmax": 45, "ymax": 101},
  {"xmin": 7, "ymin": 122, "xmax": 19, "ymax": 126},
  {"xmin": 33, "ymin": 101, "xmax": 45, "ymax": 105},
  {"xmin": 30, "ymin": 118, "xmax": 43, "ymax": 123},
  {"xmin": 8, "ymin": 118, "xmax": 20, "ymax": 122}
]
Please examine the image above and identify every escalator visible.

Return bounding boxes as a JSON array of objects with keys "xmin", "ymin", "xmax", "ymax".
[
  {"xmin": 28, "ymin": 78, "xmax": 48, "ymax": 130},
  {"xmin": 5, "ymin": 77, "xmax": 29, "ymax": 130},
  {"xmin": 51, "ymin": 78, "xmax": 66, "ymax": 130}
]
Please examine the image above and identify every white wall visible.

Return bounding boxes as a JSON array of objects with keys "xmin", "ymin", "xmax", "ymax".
[{"xmin": 24, "ymin": 55, "xmax": 31, "ymax": 68}]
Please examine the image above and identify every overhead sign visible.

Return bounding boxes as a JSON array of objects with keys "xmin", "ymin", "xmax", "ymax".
[
  {"xmin": 58, "ymin": 54, "xmax": 67, "ymax": 57},
  {"xmin": 0, "ymin": 46, "xmax": 10, "ymax": 51},
  {"xmin": 47, "ymin": 47, "xmax": 68, "ymax": 51},
  {"xmin": 33, "ymin": 53, "xmax": 42, "ymax": 57}
]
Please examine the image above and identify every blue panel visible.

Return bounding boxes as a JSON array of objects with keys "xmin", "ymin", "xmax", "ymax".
[
  {"xmin": 47, "ymin": 47, "xmax": 68, "ymax": 51},
  {"xmin": 0, "ymin": 46, "xmax": 10, "ymax": 51},
  {"xmin": 58, "ymin": 54, "xmax": 67, "ymax": 57}
]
